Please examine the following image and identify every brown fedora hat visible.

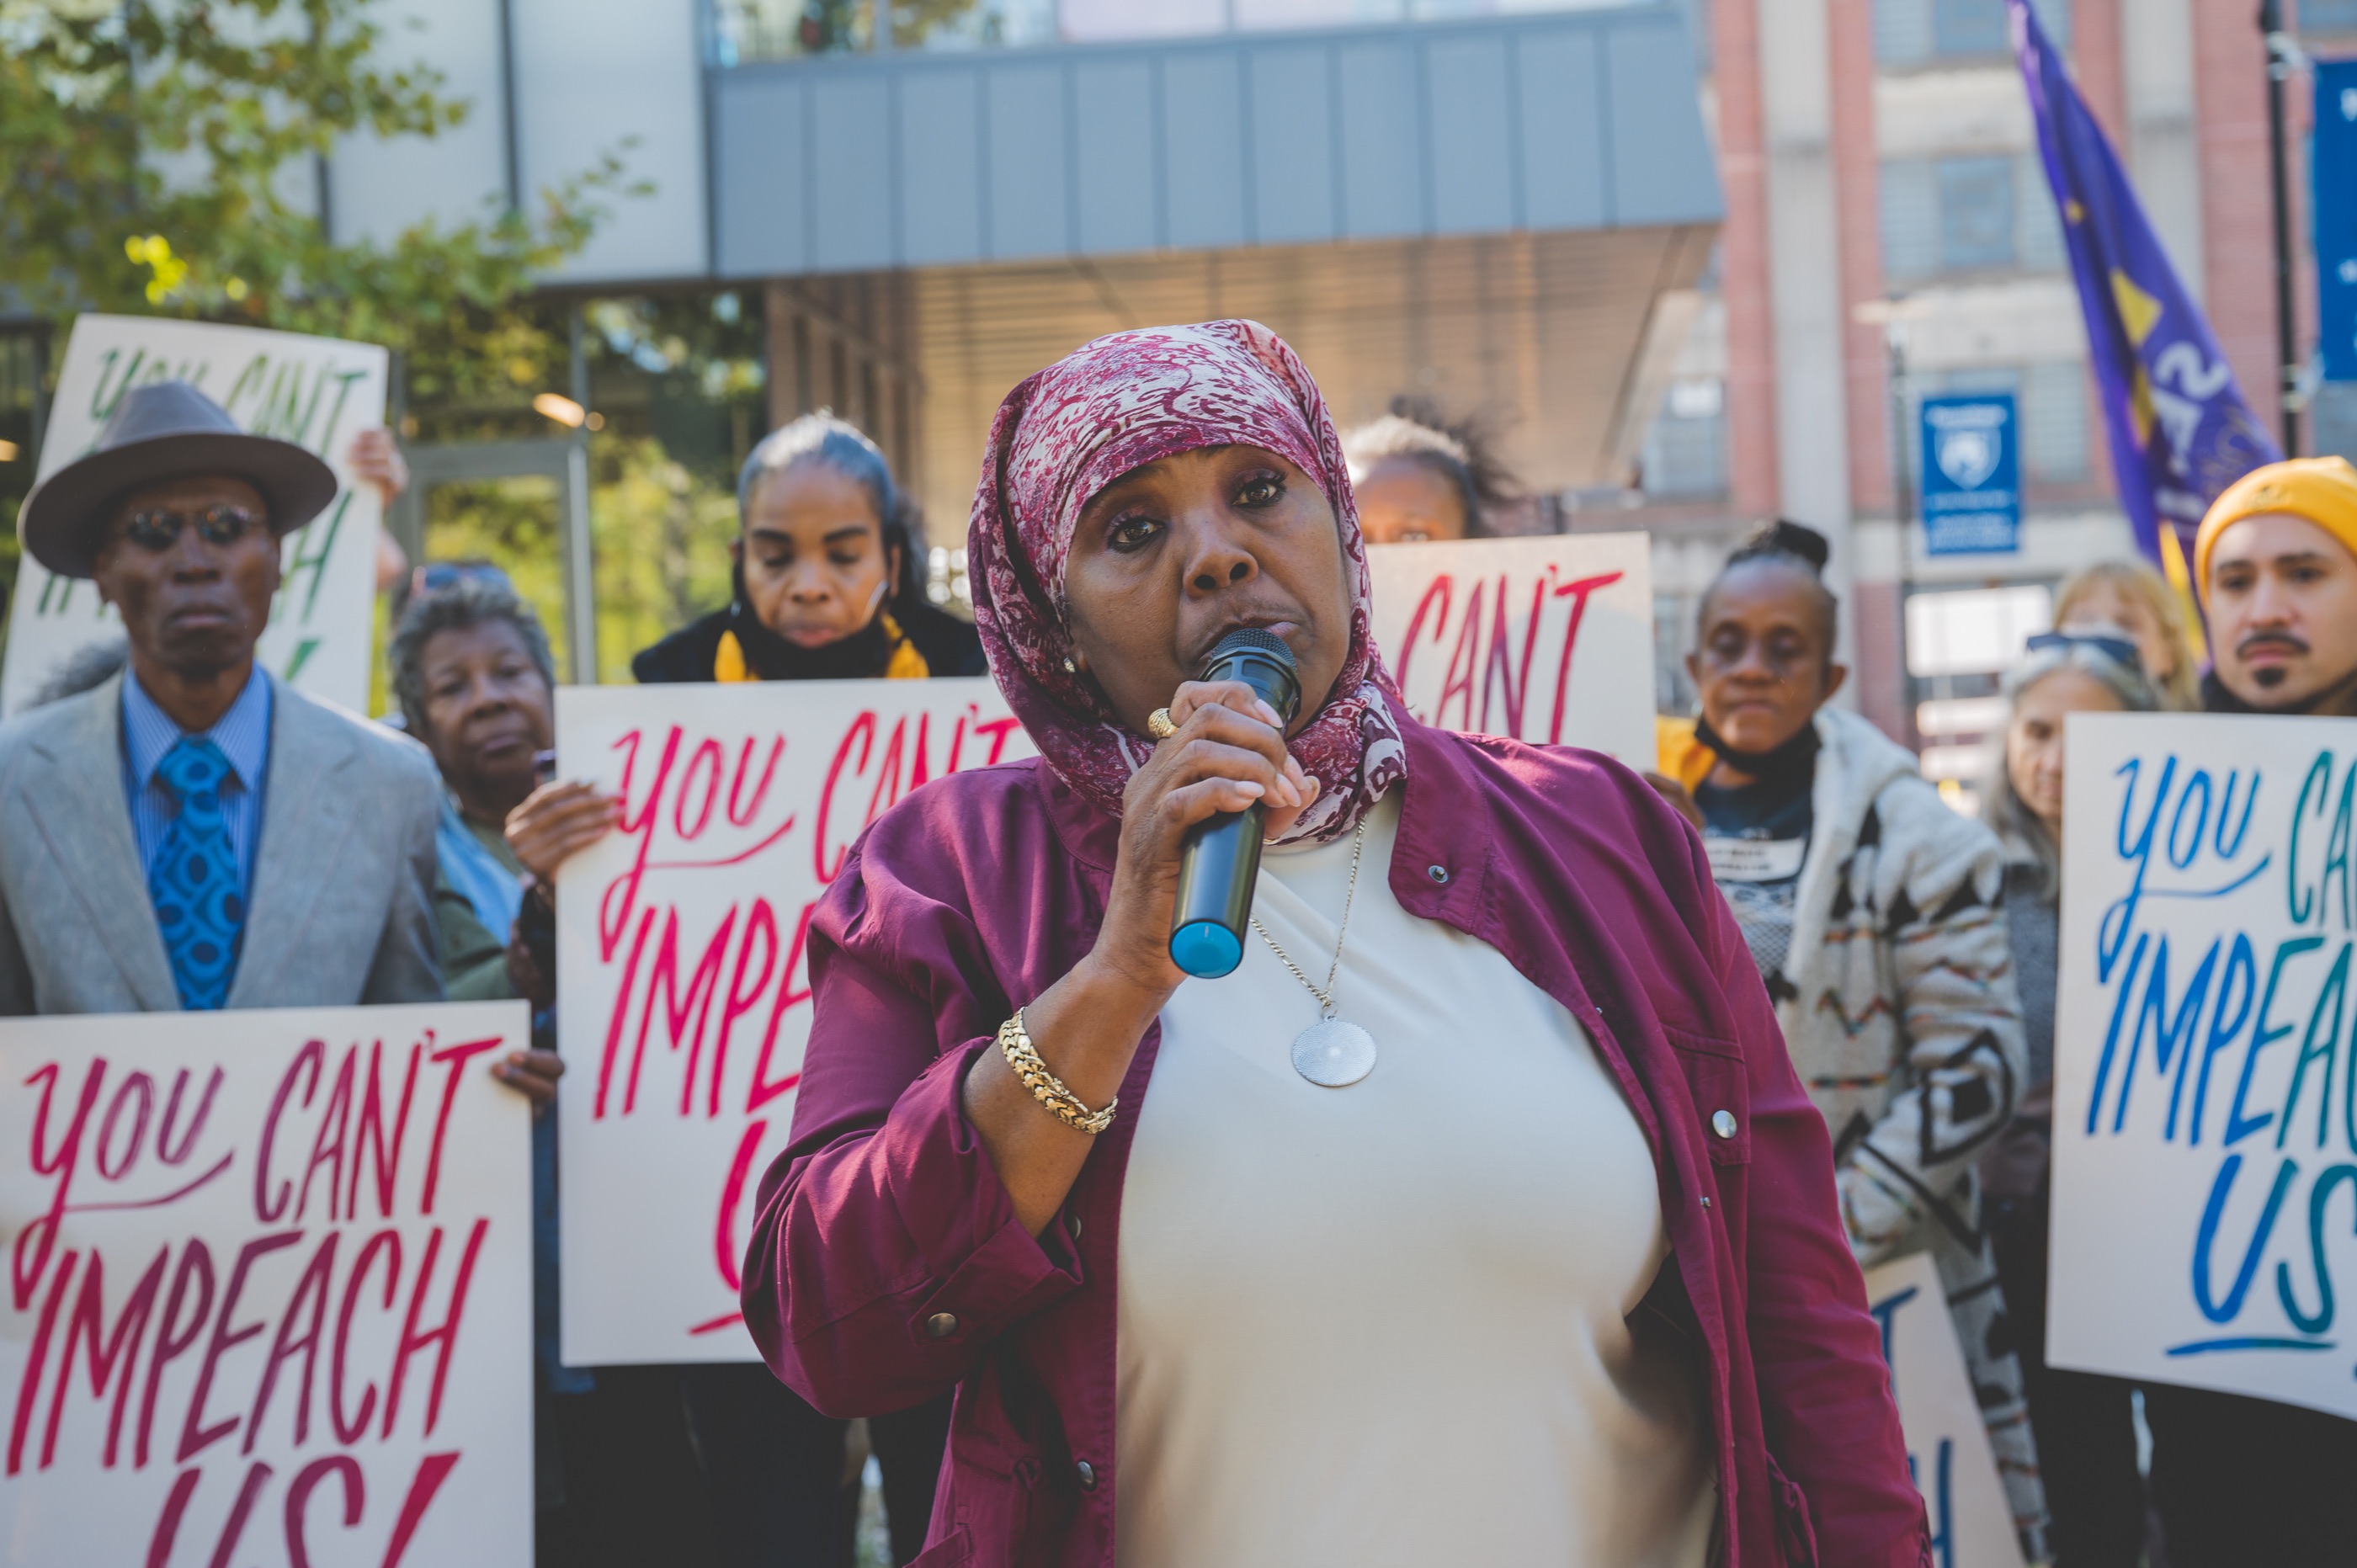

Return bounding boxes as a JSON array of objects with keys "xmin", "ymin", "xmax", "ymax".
[{"xmin": 17, "ymin": 380, "xmax": 339, "ymax": 578}]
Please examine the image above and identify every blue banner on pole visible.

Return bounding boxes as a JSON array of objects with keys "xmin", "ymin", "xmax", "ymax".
[
  {"xmin": 2319, "ymin": 58, "xmax": 2357, "ymax": 385},
  {"xmin": 1920, "ymin": 393, "xmax": 2021, "ymax": 555}
]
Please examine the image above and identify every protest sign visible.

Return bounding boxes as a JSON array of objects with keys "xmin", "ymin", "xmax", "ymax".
[
  {"xmin": 2051, "ymin": 712, "xmax": 2357, "ymax": 1419},
  {"xmin": 1365, "ymin": 532, "xmax": 1655, "ymax": 767},
  {"xmin": 555, "ymin": 679, "xmax": 1034, "ymax": 1364},
  {"xmin": 1863, "ymin": 1252, "xmax": 2026, "ymax": 1568},
  {"xmin": 3, "ymin": 315, "xmax": 388, "ymax": 718},
  {"xmin": 0, "ymin": 1001, "xmax": 533, "ymax": 1567}
]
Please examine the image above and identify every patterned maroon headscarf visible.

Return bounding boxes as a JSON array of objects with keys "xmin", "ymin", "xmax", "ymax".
[{"xmin": 969, "ymin": 319, "xmax": 1406, "ymax": 844}]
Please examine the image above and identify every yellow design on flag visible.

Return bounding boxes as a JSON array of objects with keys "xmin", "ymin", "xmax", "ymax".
[
  {"xmin": 2110, "ymin": 270, "xmax": 2163, "ymax": 449},
  {"xmin": 2156, "ymin": 526, "xmax": 2209, "ymax": 664},
  {"xmin": 2110, "ymin": 270, "xmax": 2163, "ymax": 346}
]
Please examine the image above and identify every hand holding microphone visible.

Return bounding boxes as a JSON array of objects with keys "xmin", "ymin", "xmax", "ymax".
[
  {"xmin": 956, "ymin": 630, "xmax": 1317, "ymax": 1234},
  {"xmin": 1063, "ymin": 633, "xmax": 1317, "ymax": 1011},
  {"xmin": 1166, "ymin": 629, "xmax": 1302, "ymax": 976}
]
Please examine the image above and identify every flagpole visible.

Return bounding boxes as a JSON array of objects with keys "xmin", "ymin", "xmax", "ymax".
[
  {"xmin": 1857, "ymin": 295, "xmax": 1926, "ymax": 752},
  {"xmin": 2261, "ymin": 0, "xmax": 2302, "ymax": 455},
  {"xmin": 1886, "ymin": 329, "xmax": 1918, "ymax": 754}
]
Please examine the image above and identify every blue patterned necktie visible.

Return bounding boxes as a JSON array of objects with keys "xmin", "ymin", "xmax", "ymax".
[{"xmin": 150, "ymin": 736, "xmax": 247, "ymax": 1010}]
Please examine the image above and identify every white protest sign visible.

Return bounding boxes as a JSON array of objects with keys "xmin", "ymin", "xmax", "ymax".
[
  {"xmin": 1366, "ymin": 532, "xmax": 1654, "ymax": 767},
  {"xmin": 555, "ymin": 680, "xmax": 1034, "ymax": 1364},
  {"xmin": 0, "ymin": 1002, "xmax": 533, "ymax": 1567},
  {"xmin": 1863, "ymin": 1252, "xmax": 2025, "ymax": 1568},
  {"xmin": 3, "ymin": 314, "xmax": 388, "ymax": 718},
  {"xmin": 2051, "ymin": 712, "xmax": 2357, "ymax": 1420}
]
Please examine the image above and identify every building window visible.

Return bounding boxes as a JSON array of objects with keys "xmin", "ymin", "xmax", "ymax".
[
  {"xmin": 2019, "ymin": 361, "xmax": 2088, "ymax": 481},
  {"xmin": 1907, "ymin": 363, "xmax": 2088, "ymax": 486},
  {"xmin": 1875, "ymin": 0, "xmax": 1934, "ymax": 66},
  {"xmin": 1655, "ymin": 593, "xmax": 1699, "ymax": 716},
  {"xmin": 1882, "ymin": 155, "xmax": 2064, "ymax": 280},
  {"xmin": 2016, "ymin": 156, "xmax": 2065, "ymax": 271},
  {"xmin": 1938, "ymin": 157, "xmax": 2016, "ymax": 272},
  {"xmin": 2303, "ymin": 0, "xmax": 2357, "ymax": 33},
  {"xmin": 1875, "ymin": 0, "xmax": 2069, "ymax": 64},
  {"xmin": 1641, "ymin": 378, "xmax": 1729, "ymax": 500},
  {"xmin": 1880, "ymin": 161, "xmax": 1941, "ymax": 279},
  {"xmin": 712, "ymin": 0, "xmax": 1678, "ymax": 62},
  {"xmin": 2315, "ymin": 383, "xmax": 2357, "ymax": 466},
  {"xmin": 1931, "ymin": 0, "xmax": 2009, "ymax": 56}
]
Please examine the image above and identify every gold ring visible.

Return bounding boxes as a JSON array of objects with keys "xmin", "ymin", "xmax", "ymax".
[{"xmin": 1147, "ymin": 707, "xmax": 1178, "ymax": 739}]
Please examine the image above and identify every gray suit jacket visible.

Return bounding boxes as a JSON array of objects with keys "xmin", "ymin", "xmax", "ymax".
[{"xmin": 0, "ymin": 671, "xmax": 444, "ymax": 1014}]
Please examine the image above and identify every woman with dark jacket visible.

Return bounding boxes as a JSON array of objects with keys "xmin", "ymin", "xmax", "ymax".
[
  {"xmin": 511, "ymin": 414, "xmax": 965, "ymax": 1568},
  {"xmin": 740, "ymin": 322, "xmax": 1926, "ymax": 1566},
  {"xmin": 631, "ymin": 414, "xmax": 982, "ymax": 685}
]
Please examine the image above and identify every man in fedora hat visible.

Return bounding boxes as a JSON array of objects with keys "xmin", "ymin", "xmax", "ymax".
[{"xmin": 0, "ymin": 380, "xmax": 442, "ymax": 1014}]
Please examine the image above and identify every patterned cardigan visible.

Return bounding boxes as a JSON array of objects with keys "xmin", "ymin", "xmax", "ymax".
[{"xmin": 1732, "ymin": 706, "xmax": 2051, "ymax": 1560}]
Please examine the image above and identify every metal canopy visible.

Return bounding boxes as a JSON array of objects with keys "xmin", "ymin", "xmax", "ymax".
[
  {"xmin": 710, "ymin": 8, "xmax": 1721, "ymax": 279},
  {"xmin": 902, "ymin": 224, "xmax": 1717, "ymax": 524}
]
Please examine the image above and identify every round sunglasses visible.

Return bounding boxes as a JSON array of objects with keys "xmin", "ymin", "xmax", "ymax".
[
  {"xmin": 117, "ymin": 504, "xmax": 264, "ymax": 553},
  {"xmin": 2025, "ymin": 629, "xmax": 2142, "ymax": 673}
]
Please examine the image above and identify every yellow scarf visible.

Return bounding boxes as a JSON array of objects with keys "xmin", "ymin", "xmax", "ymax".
[{"xmin": 713, "ymin": 613, "xmax": 930, "ymax": 683}]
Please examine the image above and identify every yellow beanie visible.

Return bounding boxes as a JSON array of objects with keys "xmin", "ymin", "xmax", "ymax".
[{"xmin": 2193, "ymin": 455, "xmax": 2357, "ymax": 605}]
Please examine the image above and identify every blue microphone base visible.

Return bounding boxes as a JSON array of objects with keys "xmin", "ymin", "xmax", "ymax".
[{"xmin": 1169, "ymin": 920, "xmax": 1244, "ymax": 978}]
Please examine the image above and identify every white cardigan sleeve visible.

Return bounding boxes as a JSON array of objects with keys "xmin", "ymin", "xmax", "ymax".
[{"xmin": 1837, "ymin": 779, "xmax": 2028, "ymax": 1264}]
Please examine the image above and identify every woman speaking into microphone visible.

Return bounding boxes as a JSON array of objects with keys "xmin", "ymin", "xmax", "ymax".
[{"xmin": 741, "ymin": 322, "xmax": 1922, "ymax": 1567}]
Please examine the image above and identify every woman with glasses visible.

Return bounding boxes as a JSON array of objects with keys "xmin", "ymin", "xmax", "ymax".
[
  {"xmin": 1979, "ymin": 631, "xmax": 2159, "ymax": 1567},
  {"xmin": 1682, "ymin": 519, "xmax": 2050, "ymax": 1563}
]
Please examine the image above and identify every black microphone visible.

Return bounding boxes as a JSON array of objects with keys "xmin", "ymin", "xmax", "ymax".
[{"xmin": 1168, "ymin": 628, "xmax": 1302, "ymax": 978}]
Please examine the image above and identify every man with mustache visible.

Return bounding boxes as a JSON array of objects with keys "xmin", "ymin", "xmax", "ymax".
[
  {"xmin": 0, "ymin": 380, "xmax": 442, "ymax": 1015},
  {"xmin": 2131, "ymin": 453, "xmax": 2357, "ymax": 1566},
  {"xmin": 2196, "ymin": 455, "xmax": 2357, "ymax": 717}
]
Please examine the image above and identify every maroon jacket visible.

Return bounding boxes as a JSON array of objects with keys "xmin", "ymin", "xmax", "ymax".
[{"xmin": 743, "ymin": 715, "xmax": 1928, "ymax": 1567}]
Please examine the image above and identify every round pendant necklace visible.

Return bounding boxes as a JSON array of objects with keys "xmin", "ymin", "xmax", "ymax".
[{"xmin": 1252, "ymin": 817, "xmax": 1379, "ymax": 1087}]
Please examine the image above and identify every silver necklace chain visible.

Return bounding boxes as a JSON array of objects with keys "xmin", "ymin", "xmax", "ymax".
[{"xmin": 1248, "ymin": 816, "xmax": 1370, "ymax": 1019}]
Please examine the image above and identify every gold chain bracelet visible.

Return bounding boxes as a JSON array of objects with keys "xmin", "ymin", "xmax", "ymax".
[{"xmin": 998, "ymin": 1010, "xmax": 1115, "ymax": 1135}]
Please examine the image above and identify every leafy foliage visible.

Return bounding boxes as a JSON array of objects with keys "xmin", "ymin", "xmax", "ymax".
[
  {"xmin": 1, "ymin": 0, "xmax": 641, "ymax": 628},
  {"xmin": 1, "ymin": 0, "xmax": 637, "ymax": 405}
]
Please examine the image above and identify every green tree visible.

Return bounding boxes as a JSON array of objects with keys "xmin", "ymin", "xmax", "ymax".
[{"xmin": 1, "ymin": 0, "xmax": 640, "ymax": 556}]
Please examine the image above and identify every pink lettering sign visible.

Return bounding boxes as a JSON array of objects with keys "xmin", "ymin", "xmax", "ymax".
[
  {"xmin": 0, "ymin": 1002, "xmax": 532, "ymax": 1565},
  {"xmin": 1366, "ymin": 534, "xmax": 1656, "ymax": 765},
  {"xmin": 554, "ymin": 681, "xmax": 1033, "ymax": 1363}
]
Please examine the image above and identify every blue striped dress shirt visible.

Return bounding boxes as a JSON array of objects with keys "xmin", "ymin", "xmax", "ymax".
[{"xmin": 120, "ymin": 671, "xmax": 273, "ymax": 897}]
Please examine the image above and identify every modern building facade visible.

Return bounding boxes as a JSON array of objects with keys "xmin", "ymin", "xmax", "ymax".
[
  {"xmin": 1646, "ymin": 0, "xmax": 2357, "ymax": 762},
  {"xmin": 329, "ymin": 0, "xmax": 1723, "ymax": 554}
]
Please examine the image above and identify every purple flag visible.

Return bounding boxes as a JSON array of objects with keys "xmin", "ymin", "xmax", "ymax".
[{"xmin": 2010, "ymin": 0, "xmax": 2278, "ymax": 575}]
